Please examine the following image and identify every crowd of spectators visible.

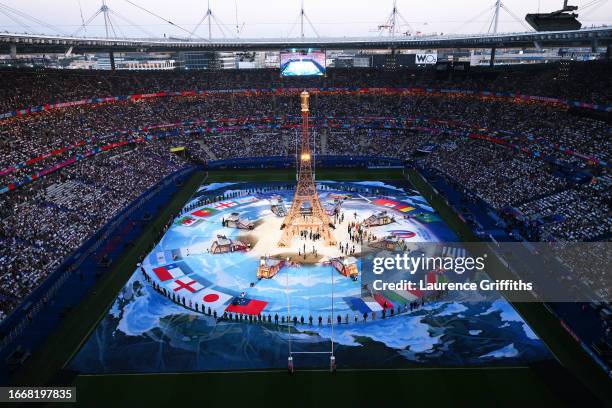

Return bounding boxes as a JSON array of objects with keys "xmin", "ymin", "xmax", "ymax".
[
  {"xmin": 0, "ymin": 63, "xmax": 610, "ymax": 321},
  {"xmin": 2, "ymin": 92, "xmax": 609, "ymax": 183},
  {"xmin": 421, "ymin": 138, "xmax": 564, "ymax": 207},
  {"xmin": 0, "ymin": 141, "xmax": 187, "ymax": 320},
  {"xmin": 516, "ymin": 175, "xmax": 611, "ymax": 241},
  {"xmin": 0, "ymin": 58, "xmax": 610, "ymax": 113}
]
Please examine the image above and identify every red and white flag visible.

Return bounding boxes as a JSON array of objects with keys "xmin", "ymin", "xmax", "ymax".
[
  {"xmin": 169, "ymin": 277, "xmax": 204, "ymax": 293},
  {"xmin": 213, "ymin": 201, "xmax": 238, "ymax": 209},
  {"xmin": 152, "ymin": 263, "xmax": 186, "ymax": 282},
  {"xmin": 373, "ymin": 198, "xmax": 399, "ymax": 208},
  {"xmin": 226, "ymin": 298, "xmax": 268, "ymax": 315},
  {"xmin": 193, "ymin": 288, "xmax": 233, "ymax": 313}
]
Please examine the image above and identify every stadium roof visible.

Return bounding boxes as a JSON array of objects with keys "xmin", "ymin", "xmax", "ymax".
[{"xmin": 1, "ymin": 26, "xmax": 611, "ymax": 53}]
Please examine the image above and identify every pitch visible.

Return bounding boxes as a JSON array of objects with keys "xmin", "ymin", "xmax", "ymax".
[{"xmin": 66, "ymin": 179, "xmax": 550, "ymax": 373}]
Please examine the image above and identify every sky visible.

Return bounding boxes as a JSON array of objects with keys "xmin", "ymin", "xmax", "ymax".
[{"xmin": 0, "ymin": 0, "xmax": 610, "ymax": 39}]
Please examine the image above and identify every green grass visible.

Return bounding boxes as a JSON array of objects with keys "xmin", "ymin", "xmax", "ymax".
[
  {"xmin": 69, "ymin": 367, "xmax": 566, "ymax": 408},
  {"xmin": 13, "ymin": 168, "xmax": 611, "ymax": 406}
]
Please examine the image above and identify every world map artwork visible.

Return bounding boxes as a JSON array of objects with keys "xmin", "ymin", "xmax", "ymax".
[{"xmin": 68, "ymin": 181, "xmax": 551, "ymax": 373}]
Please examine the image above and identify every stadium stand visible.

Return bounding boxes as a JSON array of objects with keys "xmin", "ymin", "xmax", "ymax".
[
  {"xmin": 0, "ymin": 61, "xmax": 610, "ymax": 374},
  {"xmin": 1, "ymin": 59, "xmax": 611, "ymax": 110}
]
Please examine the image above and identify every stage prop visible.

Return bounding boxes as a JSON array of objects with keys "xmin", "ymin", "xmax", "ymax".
[{"xmin": 278, "ymin": 91, "xmax": 336, "ymax": 247}]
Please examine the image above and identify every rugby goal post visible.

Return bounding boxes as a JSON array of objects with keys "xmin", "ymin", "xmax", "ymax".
[{"xmin": 285, "ymin": 257, "xmax": 336, "ymax": 373}]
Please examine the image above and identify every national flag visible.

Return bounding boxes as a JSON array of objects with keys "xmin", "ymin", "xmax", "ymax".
[
  {"xmin": 156, "ymin": 251, "xmax": 172, "ymax": 265},
  {"xmin": 392, "ymin": 289, "xmax": 419, "ymax": 302},
  {"xmin": 175, "ymin": 216, "xmax": 200, "ymax": 226},
  {"xmin": 236, "ymin": 196, "xmax": 259, "ymax": 204},
  {"xmin": 362, "ymin": 296, "xmax": 384, "ymax": 312},
  {"xmin": 373, "ymin": 198, "xmax": 399, "ymax": 208},
  {"xmin": 147, "ymin": 250, "xmax": 176, "ymax": 266},
  {"xmin": 193, "ymin": 288, "xmax": 233, "ymax": 313},
  {"xmin": 169, "ymin": 276, "xmax": 205, "ymax": 293},
  {"xmin": 396, "ymin": 204, "xmax": 415, "ymax": 213},
  {"xmin": 152, "ymin": 262, "xmax": 187, "ymax": 282},
  {"xmin": 182, "ymin": 217, "xmax": 196, "ymax": 226},
  {"xmin": 426, "ymin": 271, "xmax": 437, "ymax": 285},
  {"xmin": 344, "ymin": 297, "xmax": 382, "ymax": 314},
  {"xmin": 344, "ymin": 297, "xmax": 369, "ymax": 314},
  {"xmin": 226, "ymin": 297, "xmax": 268, "ymax": 315},
  {"xmin": 213, "ymin": 201, "xmax": 238, "ymax": 209},
  {"xmin": 374, "ymin": 293, "xmax": 394, "ymax": 309},
  {"xmin": 191, "ymin": 208, "xmax": 217, "ymax": 217},
  {"xmin": 385, "ymin": 290, "xmax": 414, "ymax": 305}
]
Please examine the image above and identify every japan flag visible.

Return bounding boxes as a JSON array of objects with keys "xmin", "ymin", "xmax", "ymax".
[{"xmin": 193, "ymin": 288, "xmax": 233, "ymax": 313}]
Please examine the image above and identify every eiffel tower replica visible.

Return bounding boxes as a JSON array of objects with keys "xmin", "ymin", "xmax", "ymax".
[{"xmin": 278, "ymin": 91, "xmax": 336, "ymax": 247}]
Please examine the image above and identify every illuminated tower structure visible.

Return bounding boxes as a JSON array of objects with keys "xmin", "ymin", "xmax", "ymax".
[{"xmin": 278, "ymin": 91, "xmax": 336, "ymax": 247}]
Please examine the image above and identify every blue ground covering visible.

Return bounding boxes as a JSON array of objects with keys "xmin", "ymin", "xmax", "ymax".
[{"xmin": 67, "ymin": 180, "xmax": 551, "ymax": 373}]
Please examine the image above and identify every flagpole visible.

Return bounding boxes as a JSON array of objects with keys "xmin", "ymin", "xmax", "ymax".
[
  {"xmin": 331, "ymin": 260, "xmax": 334, "ymax": 355},
  {"xmin": 287, "ymin": 263, "xmax": 291, "ymax": 357},
  {"xmin": 330, "ymin": 260, "xmax": 336, "ymax": 372}
]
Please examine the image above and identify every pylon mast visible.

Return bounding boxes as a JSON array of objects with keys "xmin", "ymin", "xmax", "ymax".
[
  {"xmin": 493, "ymin": 0, "xmax": 501, "ymax": 34},
  {"xmin": 278, "ymin": 91, "xmax": 336, "ymax": 247},
  {"xmin": 378, "ymin": 0, "xmax": 412, "ymax": 37},
  {"xmin": 208, "ymin": 0, "xmax": 212, "ymax": 40},
  {"xmin": 300, "ymin": 0, "xmax": 304, "ymax": 38},
  {"xmin": 102, "ymin": 0, "xmax": 110, "ymax": 39}
]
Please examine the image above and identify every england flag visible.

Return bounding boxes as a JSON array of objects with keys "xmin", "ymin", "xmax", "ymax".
[
  {"xmin": 169, "ymin": 277, "xmax": 205, "ymax": 294},
  {"xmin": 213, "ymin": 201, "xmax": 238, "ymax": 210}
]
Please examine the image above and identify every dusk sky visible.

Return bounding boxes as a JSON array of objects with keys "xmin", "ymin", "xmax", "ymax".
[{"xmin": 0, "ymin": 0, "xmax": 610, "ymax": 39}]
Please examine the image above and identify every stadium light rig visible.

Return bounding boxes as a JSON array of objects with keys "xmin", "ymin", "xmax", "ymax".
[{"xmin": 525, "ymin": 0, "xmax": 581, "ymax": 31}]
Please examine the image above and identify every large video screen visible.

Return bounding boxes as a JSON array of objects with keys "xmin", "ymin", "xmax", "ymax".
[{"xmin": 280, "ymin": 50, "xmax": 325, "ymax": 76}]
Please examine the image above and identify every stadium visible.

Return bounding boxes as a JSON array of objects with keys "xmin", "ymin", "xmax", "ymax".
[{"xmin": 0, "ymin": 0, "xmax": 610, "ymax": 406}]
